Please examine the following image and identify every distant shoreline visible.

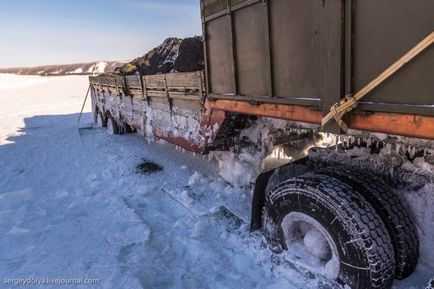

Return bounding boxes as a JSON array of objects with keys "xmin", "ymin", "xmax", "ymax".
[
  {"xmin": 0, "ymin": 60, "xmax": 125, "ymax": 77},
  {"xmin": 0, "ymin": 72, "xmax": 97, "ymax": 77}
]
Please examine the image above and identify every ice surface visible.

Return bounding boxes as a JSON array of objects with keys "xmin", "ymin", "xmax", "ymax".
[{"xmin": 0, "ymin": 74, "xmax": 429, "ymax": 289}]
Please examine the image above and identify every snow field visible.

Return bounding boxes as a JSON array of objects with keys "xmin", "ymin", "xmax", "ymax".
[{"xmin": 0, "ymin": 74, "xmax": 431, "ymax": 289}]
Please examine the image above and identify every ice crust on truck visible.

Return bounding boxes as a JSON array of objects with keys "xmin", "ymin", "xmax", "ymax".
[{"xmin": 89, "ymin": 0, "xmax": 434, "ymax": 288}]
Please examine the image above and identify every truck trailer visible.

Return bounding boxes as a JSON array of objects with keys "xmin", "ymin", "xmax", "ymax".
[{"xmin": 89, "ymin": 1, "xmax": 434, "ymax": 288}]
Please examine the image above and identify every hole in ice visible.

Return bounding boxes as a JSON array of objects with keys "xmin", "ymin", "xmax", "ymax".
[{"xmin": 136, "ymin": 160, "xmax": 163, "ymax": 175}]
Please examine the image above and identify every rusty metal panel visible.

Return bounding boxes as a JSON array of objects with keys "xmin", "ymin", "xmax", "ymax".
[
  {"xmin": 352, "ymin": 0, "xmax": 434, "ymax": 115},
  {"xmin": 270, "ymin": 0, "xmax": 322, "ymax": 100},
  {"xmin": 233, "ymin": 2, "xmax": 268, "ymax": 97},
  {"xmin": 206, "ymin": 15, "xmax": 235, "ymax": 95}
]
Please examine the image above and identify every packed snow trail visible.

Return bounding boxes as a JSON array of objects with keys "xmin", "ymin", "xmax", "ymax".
[{"xmin": 0, "ymin": 75, "xmax": 430, "ymax": 289}]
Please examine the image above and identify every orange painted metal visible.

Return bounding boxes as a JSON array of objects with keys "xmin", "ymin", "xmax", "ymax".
[
  {"xmin": 122, "ymin": 97, "xmax": 434, "ymax": 154},
  {"xmin": 154, "ymin": 131, "xmax": 204, "ymax": 154},
  {"xmin": 206, "ymin": 99, "xmax": 434, "ymax": 140},
  {"xmin": 206, "ymin": 99, "xmax": 323, "ymax": 124},
  {"xmin": 153, "ymin": 104, "xmax": 227, "ymax": 154},
  {"xmin": 348, "ymin": 112, "xmax": 434, "ymax": 140}
]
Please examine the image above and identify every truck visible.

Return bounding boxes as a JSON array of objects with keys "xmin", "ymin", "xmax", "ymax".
[{"xmin": 88, "ymin": 1, "xmax": 434, "ymax": 288}]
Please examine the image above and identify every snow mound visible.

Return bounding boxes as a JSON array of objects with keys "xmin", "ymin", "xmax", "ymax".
[{"xmin": 214, "ymin": 150, "xmax": 262, "ymax": 188}]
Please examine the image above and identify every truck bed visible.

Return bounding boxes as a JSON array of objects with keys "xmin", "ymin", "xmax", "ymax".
[{"xmin": 201, "ymin": 0, "xmax": 434, "ymax": 137}]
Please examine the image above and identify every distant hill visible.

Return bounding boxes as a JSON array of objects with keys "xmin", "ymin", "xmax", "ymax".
[
  {"xmin": 0, "ymin": 36, "xmax": 204, "ymax": 77},
  {"xmin": 0, "ymin": 61, "xmax": 127, "ymax": 76},
  {"xmin": 116, "ymin": 36, "xmax": 204, "ymax": 76}
]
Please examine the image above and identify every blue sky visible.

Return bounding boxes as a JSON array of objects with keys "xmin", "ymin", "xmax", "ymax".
[{"xmin": 0, "ymin": 0, "xmax": 202, "ymax": 68}]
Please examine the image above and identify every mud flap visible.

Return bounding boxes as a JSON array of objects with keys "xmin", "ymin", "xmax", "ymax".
[
  {"xmin": 250, "ymin": 170, "xmax": 275, "ymax": 231},
  {"xmin": 250, "ymin": 158, "xmax": 309, "ymax": 232}
]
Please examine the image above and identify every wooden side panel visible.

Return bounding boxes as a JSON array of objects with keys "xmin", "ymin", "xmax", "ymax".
[
  {"xmin": 145, "ymin": 75, "xmax": 166, "ymax": 89},
  {"xmin": 125, "ymin": 75, "xmax": 141, "ymax": 89},
  {"xmin": 165, "ymin": 71, "xmax": 203, "ymax": 88}
]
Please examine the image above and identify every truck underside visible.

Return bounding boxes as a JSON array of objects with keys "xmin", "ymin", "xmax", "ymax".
[
  {"xmin": 89, "ymin": 70, "xmax": 434, "ymax": 289},
  {"xmin": 89, "ymin": 0, "xmax": 433, "ymax": 288}
]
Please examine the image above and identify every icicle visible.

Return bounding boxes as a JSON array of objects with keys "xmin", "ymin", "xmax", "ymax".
[
  {"xmin": 410, "ymin": 146, "xmax": 416, "ymax": 159},
  {"xmin": 385, "ymin": 143, "xmax": 391, "ymax": 154},
  {"xmin": 335, "ymin": 135, "xmax": 339, "ymax": 152}
]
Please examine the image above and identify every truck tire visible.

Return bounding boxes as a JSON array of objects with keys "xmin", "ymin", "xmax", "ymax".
[
  {"xmin": 108, "ymin": 116, "xmax": 120, "ymax": 134},
  {"xmin": 315, "ymin": 167, "xmax": 419, "ymax": 279},
  {"xmin": 262, "ymin": 173, "xmax": 395, "ymax": 289},
  {"xmin": 124, "ymin": 122, "xmax": 136, "ymax": 133},
  {"xmin": 97, "ymin": 112, "xmax": 107, "ymax": 128}
]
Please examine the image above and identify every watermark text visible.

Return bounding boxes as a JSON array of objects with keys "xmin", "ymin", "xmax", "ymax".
[{"xmin": 4, "ymin": 277, "xmax": 101, "ymax": 286}]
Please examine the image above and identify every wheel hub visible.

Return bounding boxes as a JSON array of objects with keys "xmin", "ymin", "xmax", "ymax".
[{"xmin": 281, "ymin": 212, "xmax": 340, "ymax": 280}]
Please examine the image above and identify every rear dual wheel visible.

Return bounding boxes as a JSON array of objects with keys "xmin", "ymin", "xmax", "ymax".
[
  {"xmin": 95, "ymin": 111, "xmax": 107, "ymax": 128},
  {"xmin": 107, "ymin": 116, "xmax": 135, "ymax": 135},
  {"xmin": 107, "ymin": 116, "xmax": 120, "ymax": 134},
  {"xmin": 262, "ymin": 173, "xmax": 396, "ymax": 289},
  {"xmin": 315, "ymin": 167, "xmax": 419, "ymax": 279}
]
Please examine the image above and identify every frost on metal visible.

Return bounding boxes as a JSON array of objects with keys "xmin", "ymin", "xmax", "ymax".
[{"xmin": 92, "ymin": 89, "xmax": 218, "ymax": 150}]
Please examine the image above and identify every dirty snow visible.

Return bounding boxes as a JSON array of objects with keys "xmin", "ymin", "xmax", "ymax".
[
  {"xmin": 0, "ymin": 74, "xmax": 431, "ymax": 289},
  {"xmin": 213, "ymin": 150, "xmax": 262, "ymax": 188}
]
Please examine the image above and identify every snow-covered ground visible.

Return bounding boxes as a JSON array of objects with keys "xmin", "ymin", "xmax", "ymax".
[{"xmin": 0, "ymin": 74, "xmax": 431, "ymax": 289}]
